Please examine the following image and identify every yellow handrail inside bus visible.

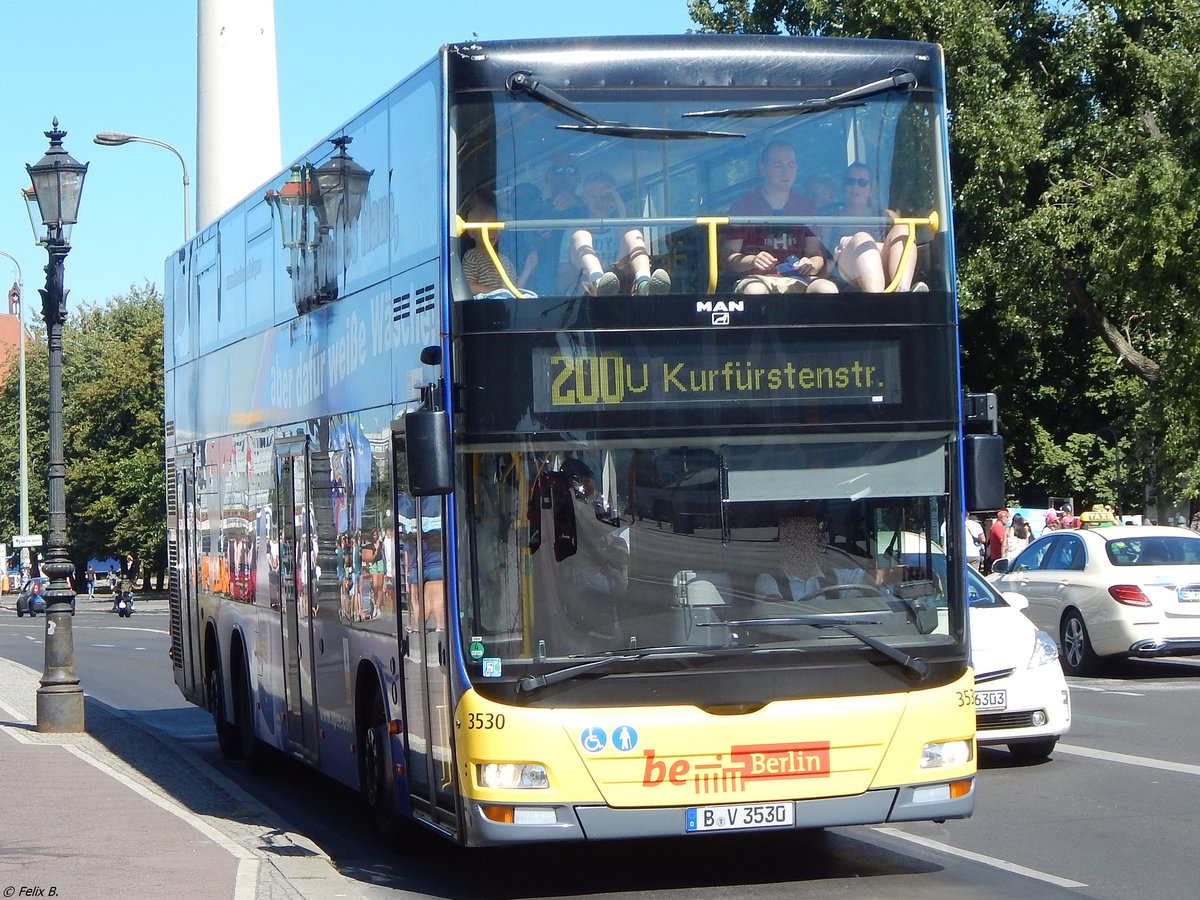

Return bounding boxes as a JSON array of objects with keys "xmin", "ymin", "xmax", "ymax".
[
  {"xmin": 455, "ymin": 215, "xmax": 523, "ymax": 298},
  {"xmin": 883, "ymin": 210, "xmax": 940, "ymax": 294},
  {"xmin": 696, "ymin": 216, "xmax": 729, "ymax": 294}
]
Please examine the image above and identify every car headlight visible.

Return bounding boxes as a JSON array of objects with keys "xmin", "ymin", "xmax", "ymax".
[
  {"xmin": 477, "ymin": 763, "xmax": 549, "ymax": 789},
  {"xmin": 1028, "ymin": 629, "xmax": 1059, "ymax": 668}
]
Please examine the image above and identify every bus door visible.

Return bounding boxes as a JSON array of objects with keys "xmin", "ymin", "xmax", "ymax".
[
  {"xmin": 276, "ymin": 439, "xmax": 320, "ymax": 762},
  {"xmin": 394, "ymin": 434, "xmax": 459, "ymax": 833},
  {"xmin": 172, "ymin": 455, "xmax": 200, "ymax": 697}
]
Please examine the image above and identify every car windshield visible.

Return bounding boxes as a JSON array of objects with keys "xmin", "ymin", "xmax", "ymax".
[
  {"xmin": 1106, "ymin": 536, "xmax": 1200, "ymax": 566},
  {"xmin": 965, "ymin": 567, "xmax": 1008, "ymax": 609}
]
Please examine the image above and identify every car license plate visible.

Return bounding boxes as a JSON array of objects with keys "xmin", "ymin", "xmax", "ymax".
[
  {"xmin": 974, "ymin": 689, "xmax": 1007, "ymax": 711},
  {"xmin": 686, "ymin": 801, "xmax": 793, "ymax": 832},
  {"xmin": 1178, "ymin": 587, "xmax": 1200, "ymax": 602}
]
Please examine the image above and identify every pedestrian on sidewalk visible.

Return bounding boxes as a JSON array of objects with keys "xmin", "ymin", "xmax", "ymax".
[{"xmin": 85, "ymin": 565, "xmax": 96, "ymax": 597}]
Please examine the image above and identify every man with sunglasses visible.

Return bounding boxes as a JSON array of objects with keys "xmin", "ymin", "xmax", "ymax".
[{"xmin": 821, "ymin": 162, "xmax": 923, "ymax": 292}]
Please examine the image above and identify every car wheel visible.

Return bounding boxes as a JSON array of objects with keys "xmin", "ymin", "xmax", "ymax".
[
  {"xmin": 1060, "ymin": 609, "xmax": 1098, "ymax": 676},
  {"xmin": 1008, "ymin": 738, "xmax": 1057, "ymax": 761},
  {"xmin": 16, "ymin": 607, "xmax": 24, "ymax": 618}
]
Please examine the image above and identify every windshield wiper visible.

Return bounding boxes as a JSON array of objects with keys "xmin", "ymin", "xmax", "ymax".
[
  {"xmin": 507, "ymin": 70, "xmax": 744, "ymax": 140},
  {"xmin": 706, "ymin": 614, "xmax": 929, "ymax": 681},
  {"xmin": 684, "ymin": 69, "xmax": 917, "ymax": 119},
  {"xmin": 515, "ymin": 643, "xmax": 741, "ymax": 695}
]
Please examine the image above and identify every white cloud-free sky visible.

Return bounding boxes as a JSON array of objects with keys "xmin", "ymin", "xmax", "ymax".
[{"xmin": 0, "ymin": 1, "xmax": 697, "ymax": 310}]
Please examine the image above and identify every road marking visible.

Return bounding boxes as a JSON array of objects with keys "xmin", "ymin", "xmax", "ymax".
[
  {"xmin": 1069, "ymin": 684, "xmax": 1143, "ymax": 696},
  {"xmin": 874, "ymin": 827, "xmax": 1088, "ymax": 888},
  {"xmin": 91, "ymin": 643, "xmax": 117, "ymax": 648},
  {"xmin": 1056, "ymin": 743, "xmax": 1200, "ymax": 776},
  {"xmin": 1072, "ymin": 713, "xmax": 1142, "ymax": 727}
]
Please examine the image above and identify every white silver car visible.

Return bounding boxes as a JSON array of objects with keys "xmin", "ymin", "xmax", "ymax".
[
  {"xmin": 968, "ymin": 566, "xmax": 1071, "ymax": 760},
  {"xmin": 991, "ymin": 525, "xmax": 1200, "ymax": 675}
]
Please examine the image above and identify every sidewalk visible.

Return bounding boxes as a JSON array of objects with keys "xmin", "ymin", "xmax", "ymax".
[{"xmin": 0, "ymin": 655, "xmax": 364, "ymax": 899}]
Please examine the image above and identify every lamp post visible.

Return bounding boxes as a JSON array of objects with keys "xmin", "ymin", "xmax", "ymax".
[
  {"xmin": 24, "ymin": 118, "xmax": 88, "ymax": 733},
  {"xmin": 93, "ymin": 131, "xmax": 191, "ymax": 242},
  {"xmin": 0, "ymin": 252, "xmax": 28, "ymax": 563}
]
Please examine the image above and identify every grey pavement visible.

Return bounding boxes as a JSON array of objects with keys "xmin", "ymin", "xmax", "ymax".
[{"xmin": 0, "ymin": 629, "xmax": 366, "ymax": 899}]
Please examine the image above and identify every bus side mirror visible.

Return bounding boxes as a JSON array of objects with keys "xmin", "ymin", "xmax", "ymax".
[
  {"xmin": 964, "ymin": 433, "xmax": 1004, "ymax": 513},
  {"xmin": 404, "ymin": 409, "xmax": 453, "ymax": 496}
]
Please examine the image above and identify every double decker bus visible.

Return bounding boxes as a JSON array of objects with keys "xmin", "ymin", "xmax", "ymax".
[{"xmin": 166, "ymin": 34, "xmax": 1002, "ymax": 845}]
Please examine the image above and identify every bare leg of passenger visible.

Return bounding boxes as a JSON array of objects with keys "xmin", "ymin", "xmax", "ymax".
[
  {"xmin": 622, "ymin": 232, "xmax": 671, "ymax": 295},
  {"xmin": 882, "ymin": 223, "xmax": 916, "ymax": 291},
  {"xmin": 806, "ymin": 278, "xmax": 839, "ymax": 294},
  {"xmin": 835, "ymin": 232, "xmax": 886, "ymax": 292},
  {"xmin": 570, "ymin": 231, "xmax": 619, "ymax": 294},
  {"xmin": 571, "ymin": 230, "xmax": 603, "ymax": 277}
]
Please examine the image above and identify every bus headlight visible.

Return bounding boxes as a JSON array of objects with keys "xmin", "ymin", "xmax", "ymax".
[
  {"xmin": 919, "ymin": 740, "xmax": 972, "ymax": 769},
  {"xmin": 478, "ymin": 763, "xmax": 550, "ymax": 789}
]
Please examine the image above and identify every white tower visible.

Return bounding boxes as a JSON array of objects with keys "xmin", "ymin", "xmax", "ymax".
[{"xmin": 196, "ymin": 0, "xmax": 282, "ymax": 229}]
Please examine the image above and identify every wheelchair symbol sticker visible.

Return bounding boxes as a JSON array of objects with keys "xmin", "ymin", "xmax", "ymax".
[{"xmin": 580, "ymin": 727, "xmax": 607, "ymax": 753}]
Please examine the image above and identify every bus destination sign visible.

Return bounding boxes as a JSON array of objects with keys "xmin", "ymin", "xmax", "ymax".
[{"xmin": 532, "ymin": 340, "xmax": 903, "ymax": 413}]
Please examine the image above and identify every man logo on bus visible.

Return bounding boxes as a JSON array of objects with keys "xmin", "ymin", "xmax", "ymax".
[
  {"xmin": 643, "ymin": 742, "xmax": 830, "ymax": 793},
  {"xmin": 696, "ymin": 300, "xmax": 743, "ymax": 326}
]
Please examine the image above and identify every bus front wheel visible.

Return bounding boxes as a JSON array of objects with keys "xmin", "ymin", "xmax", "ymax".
[{"xmin": 361, "ymin": 692, "xmax": 400, "ymax": 839}]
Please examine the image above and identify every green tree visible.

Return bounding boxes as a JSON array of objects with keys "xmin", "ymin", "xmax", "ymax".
[
  {"xmin": 689, "ymin": 0, "xmax": 1200, "ymax": 516},
  {"xmin": 0, "ymin": 283, "xmax": 165, "ymax": 581}
]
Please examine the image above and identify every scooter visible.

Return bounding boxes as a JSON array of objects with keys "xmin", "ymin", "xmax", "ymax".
[{"xmin": 114, "ymin": 589, "xmax": 133, "ymax": 618}]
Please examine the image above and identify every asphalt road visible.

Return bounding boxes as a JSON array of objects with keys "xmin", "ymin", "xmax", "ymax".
[{"xmin": 3, "ymin": 597, "xmax": 1199, "ymax": 898}]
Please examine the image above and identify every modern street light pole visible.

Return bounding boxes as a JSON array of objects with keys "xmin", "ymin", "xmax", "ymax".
[
  {"xmin": 24, "ymin": 118, "xmax": 88, "ymax": 733},
  {"xmin": 93, "ymin": 131, "xmax": 191, "ymax": 241},
  {"xmin": 0, "ymin": 251, "xmax": 28, "ymax": 561}
]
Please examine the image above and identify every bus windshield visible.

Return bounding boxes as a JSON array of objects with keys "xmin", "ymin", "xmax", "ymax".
[
  {"xmin": 458, "ymin": 435, "xmax": 960, "ymax": 694},
  {"xmin": 452, "ymin": 76, "xmax": 949, "ymax": 300}
]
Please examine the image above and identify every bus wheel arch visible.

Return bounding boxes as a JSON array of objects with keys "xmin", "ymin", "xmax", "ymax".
[{"xmin": 205, "ymin": 624, "xmax": 240, "ymax": 759}]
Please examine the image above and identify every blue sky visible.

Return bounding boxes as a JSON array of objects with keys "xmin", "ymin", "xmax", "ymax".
[{"xmin": 0, "ymin": 1, "xmax": 698, "ymax": 312}]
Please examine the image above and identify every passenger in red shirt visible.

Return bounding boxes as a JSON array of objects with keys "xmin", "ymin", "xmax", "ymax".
[
  {"xmin": 984, "ymin": 509, "xmax": 1010, "ymax": 575},
  {"xmin": 722, "ymin": 141, "xmax": 839, "ymax": 295}
]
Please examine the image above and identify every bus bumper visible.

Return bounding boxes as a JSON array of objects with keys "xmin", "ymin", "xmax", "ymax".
[{"xmin": 465, "ymin": 778, "xmax": 974, "ymax": 844}]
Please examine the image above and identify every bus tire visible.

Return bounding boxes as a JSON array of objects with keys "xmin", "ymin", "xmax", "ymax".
[
  {"xmin": 361, "ymin": 691, "xmax": 400, "ymax": 840},
  {"xmin": 232, "ymin": 648, "xmax": 268, "ymax": 774},
  {"xmin": 207, "ymin": 654, "xmax": 241, "ymax": 760}
]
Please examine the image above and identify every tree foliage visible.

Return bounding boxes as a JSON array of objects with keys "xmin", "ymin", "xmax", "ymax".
[
  {"xmin": 688, "ymin": 0, "xmax": 1200, "ymax": 516},
  {"xmin": 0, "ymin": 283, "xmax": 165, "ymax": 574}
]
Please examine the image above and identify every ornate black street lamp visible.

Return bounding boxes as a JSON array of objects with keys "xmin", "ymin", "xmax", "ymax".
[{"xmin": 24, "ymin": 118, "xmax": 88, "ymax": 733}]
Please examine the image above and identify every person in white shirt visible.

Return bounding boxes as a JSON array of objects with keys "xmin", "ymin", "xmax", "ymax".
[{"xmin": 965, "ymin": 514, "xmax": 985, "ymax": 571}]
